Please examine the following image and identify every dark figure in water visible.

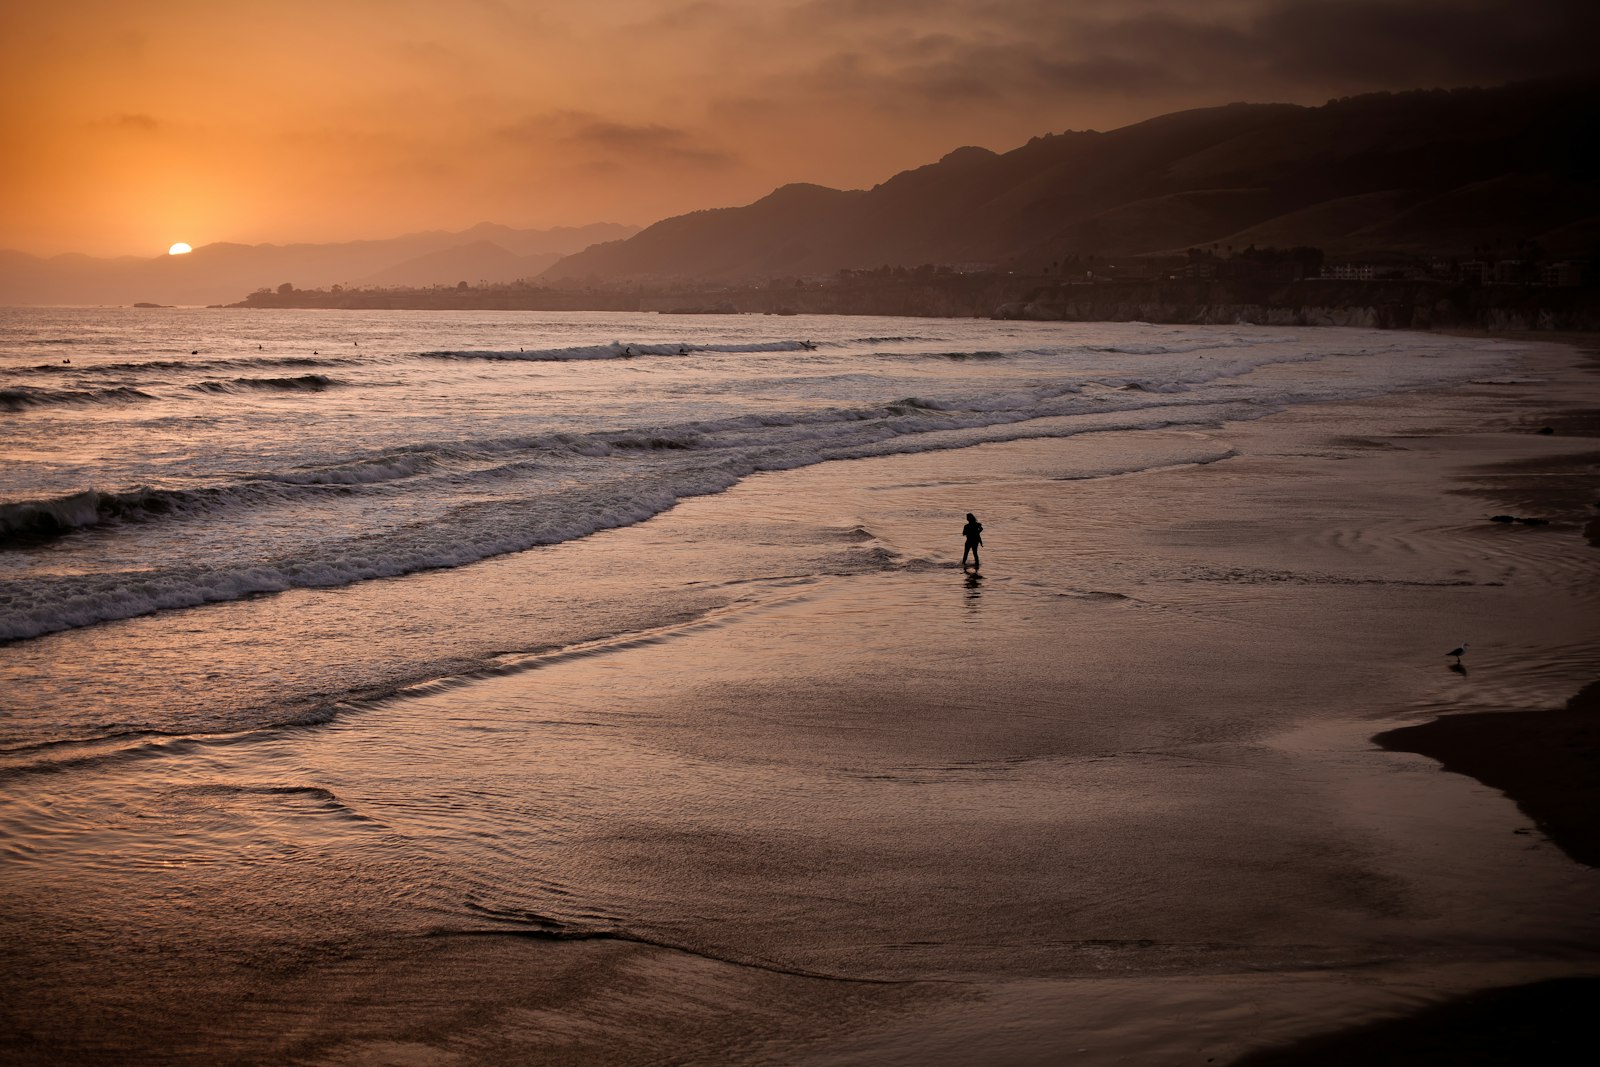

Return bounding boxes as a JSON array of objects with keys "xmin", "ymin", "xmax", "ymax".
[{"xmin": 961, "ymin": 513, "xmax": 983, "ymax": 568}]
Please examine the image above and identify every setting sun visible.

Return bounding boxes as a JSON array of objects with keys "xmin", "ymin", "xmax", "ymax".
[{"xmin": 167, "ymin": 242, "xmax": 192, "ymax": 255}]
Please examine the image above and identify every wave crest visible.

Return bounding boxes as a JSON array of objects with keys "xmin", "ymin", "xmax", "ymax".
[
  {"xmin": 423, "ymin": 340, "xmax": 813, "ymax": 361},
  {"xmin": 1, "ymin": 385, "xmax": 154, "ymax": 412},
  {"xmin": 189, "ymin": 374, "xmax": 342, "ymax": 394}
]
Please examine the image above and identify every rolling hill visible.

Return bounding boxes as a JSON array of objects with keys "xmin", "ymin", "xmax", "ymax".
[{"xmin": 542, "ymin": 80, "xmax": 1599, "ymax": 284}]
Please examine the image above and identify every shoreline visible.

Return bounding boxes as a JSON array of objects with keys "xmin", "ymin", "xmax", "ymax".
[
  {"xmin": 1232, "ymin": 975, "xmax": 1600, "ymax": 1066},
  {"xmin": 1373, "ymin": 332, "xmax": 1598, "ymax": 870},
  {"xmin": 4, "ymin": 329, "xmax": 1598, "ymax": 1065},
  {"xmin": 1375, "ymin": 681, "xmax": 1600, "ymax": 868},
  {"xmin": 1241, "ymin": 332, "xmax": 1600, "ymax": 1064},
  {"xmin": 808, "ymin": 334, "xmax": 1600, "ymax": 1065}
]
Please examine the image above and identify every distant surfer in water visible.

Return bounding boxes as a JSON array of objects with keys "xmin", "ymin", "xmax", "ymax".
[{"xmin": 961, "ymin": 513, "xmax": 983, "ymax": 569}]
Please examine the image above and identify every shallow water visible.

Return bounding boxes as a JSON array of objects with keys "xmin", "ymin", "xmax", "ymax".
[{"xmin": 2, "ymin": 310, "xmax": 1507, "ymax": 754}]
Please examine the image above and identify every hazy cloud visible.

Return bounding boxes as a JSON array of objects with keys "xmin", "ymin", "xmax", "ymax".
[
  {"xmin": 1250, "ymin": 0, "xmax": 1599, "ymax": 84},
  {"xmin": 7, "ymin": 0, "xmax": 1591, "ymax": 255},
  {"xmin": 640, "ymin": 2, "xmax": 731, "ymax": 32},
  {"xmin": 568, "ymin": 121, "xmax": 737, "ymax": 168},
  {"xmin": 793, "ymin": 0, "xmax": 961, "ymax": 22},
  {"xmin": 777, "ymin": 0, "xmax": 1597, "ymax": 112},
  {"xmin": 92, "ymin": 113, "xmax": 163, "ymax": 132},
  {"xmin": 501, "ymin": 112, "xmax": 737, "ymax": 170}
]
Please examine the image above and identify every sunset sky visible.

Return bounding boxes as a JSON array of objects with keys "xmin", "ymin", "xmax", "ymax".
[{"xmin": 2, "ymin": 0, "xmax": 1589, "ymax": 257}]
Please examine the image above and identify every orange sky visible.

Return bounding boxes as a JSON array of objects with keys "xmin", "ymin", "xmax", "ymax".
[{"xmin": 2, "ymin": 0, "xmax": 1588, "ymax": 257}]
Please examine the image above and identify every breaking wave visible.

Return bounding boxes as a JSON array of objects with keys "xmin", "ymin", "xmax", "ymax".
[
  {"xmin": 0, "ymin": 449, "xmax": 454, "ymax": 547},
  {"xmin": 423, "ymin": 340, "xmax": 815, "ymax": 361},
  {"xmin": 1084, "ymin": 334, "xmax": 1299, "ymax": 356},
  {"xmin": 2, "ymin": 323, "xmax": 1503, "ymax": 645},
  {"xmin": 189, "ymin": 374, "xmax": 343, "ymax": 393},
  {"xmin": 16, "ymin": 355, "xmax": 353, "ymax": 376},
  {"xmin": 0, "ymin": 485, "xmax": 291, "ymax": 547},
  {"xmin": 1, "ymin": 385, "xmax": 155, "ymax": 411},
  {"xmin": 1, "ymin": 382, "xmax": 1271, "ymax": 641}
]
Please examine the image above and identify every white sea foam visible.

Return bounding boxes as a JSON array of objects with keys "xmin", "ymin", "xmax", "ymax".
[
  {"xmin": 0, "ymin": 399, "xmax": 1267, "ymax": 643},
  {"xmin": 1, "ymin": 384, "xmax": 155, "ymax": 411},
  {"xmin": 15, "ymin": 355, "xmax": 351, "ymax": 376},
  {"xmin": 189, "ymin": 374, "xmax": 343, "ymax": 393},
  {"xmin": 422, "ymin": 339, "xmax": 813, "ymax": 361}
]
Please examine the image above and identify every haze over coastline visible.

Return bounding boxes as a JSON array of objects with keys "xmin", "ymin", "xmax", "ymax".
[{"xmin": 6, "ymin": 79, "xmax": 1596, "ymax": 309}]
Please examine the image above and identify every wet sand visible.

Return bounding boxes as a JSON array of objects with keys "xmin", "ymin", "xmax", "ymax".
[
  {"xmin": 1377, "ymin": 681, "xmax": 1600, "ymax": 869},
  {"xmin": 1376, "ymin": 341, "xmax": 1599, "ymax": 870},
  {"xmin": 4, "ymin": 335, "xmax": 1599, "ymax": 1065},
  {"xmin": 1233, "ymin": 975, "xmax": 1600, "ymax": 1066}
]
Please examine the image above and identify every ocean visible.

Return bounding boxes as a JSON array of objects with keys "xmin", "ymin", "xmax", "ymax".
[
  {"xmin": 2, "ymin": 308, "xmax": 1507, "ymax": 752},
  {"xmin": 12, "ymin": 308, "xmax": 1597, "ymax": 1065}
]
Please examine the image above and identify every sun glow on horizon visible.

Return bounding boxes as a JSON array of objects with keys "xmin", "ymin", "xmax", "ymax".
[{"xmin": 168, "ymin": 242, "xmax": 192, "ymax": 255}]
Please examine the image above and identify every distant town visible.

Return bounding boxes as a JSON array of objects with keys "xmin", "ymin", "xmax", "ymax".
[{"xmin": 225, "ymin": 243, "xmax": 1599, "ymax": 332}]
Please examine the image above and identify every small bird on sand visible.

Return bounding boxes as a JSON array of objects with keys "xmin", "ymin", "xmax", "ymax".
[{"xmin": 1446, "ymin": 641, "xmax": 1468, "ymax": 663}]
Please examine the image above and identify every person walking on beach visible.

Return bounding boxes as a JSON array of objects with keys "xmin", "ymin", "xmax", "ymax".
[{"xmin": 961, "ymin": 512, "xmax": 983, "ymax": 569}]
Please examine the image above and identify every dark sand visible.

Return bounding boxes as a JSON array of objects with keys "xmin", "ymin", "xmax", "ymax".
[
  {"xmin": 1311, "ymin": 344, "xmax": 1600, "ymax": 1067},
  {"xmin": 1377, "ymin": 680, "xmax": 1600, "ymax": 868},
  {"xmin": 1234, "ymin": 975, "xmax": 1600, "ymax": 1066},
  {"xmin": 1400, "ymin": 347, "xmax": 1600, "ymax": 869}
]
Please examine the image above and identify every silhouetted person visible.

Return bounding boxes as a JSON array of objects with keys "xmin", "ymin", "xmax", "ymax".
[{"xmin": 961, "ymin": 512, "xmax": 983, "ymax": 569}]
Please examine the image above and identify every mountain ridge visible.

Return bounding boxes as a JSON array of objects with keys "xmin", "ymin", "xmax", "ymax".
[{"xmin": 541, "ymin": 81, "xmax": 1599, "ymax": 284}]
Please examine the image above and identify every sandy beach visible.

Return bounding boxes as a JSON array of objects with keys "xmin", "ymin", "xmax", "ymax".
[{"xmin": 4, "ymin": 332, "xmax": 1598, "ymax": 1065}]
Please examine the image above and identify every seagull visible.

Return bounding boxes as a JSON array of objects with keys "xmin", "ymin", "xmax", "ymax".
[{"xmin": 1446, "ymin": 641, "xmax": 1468, "ymax": 663}]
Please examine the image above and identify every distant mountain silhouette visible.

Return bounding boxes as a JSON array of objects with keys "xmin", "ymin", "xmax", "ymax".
[
  {"xmin": 543, "ymin": 80, "xmax": 1599, "ymax": 283},
  {"xmin": 354, "ymin": 240, "xmax": 564, "ymax": 288},
  {"xmin": 539, "ymin": 183, "xmax": 868, "ymax": 283},
  {"xmin": 0, "ymin": 222, "xmax": 637, "ymax": 306}
]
